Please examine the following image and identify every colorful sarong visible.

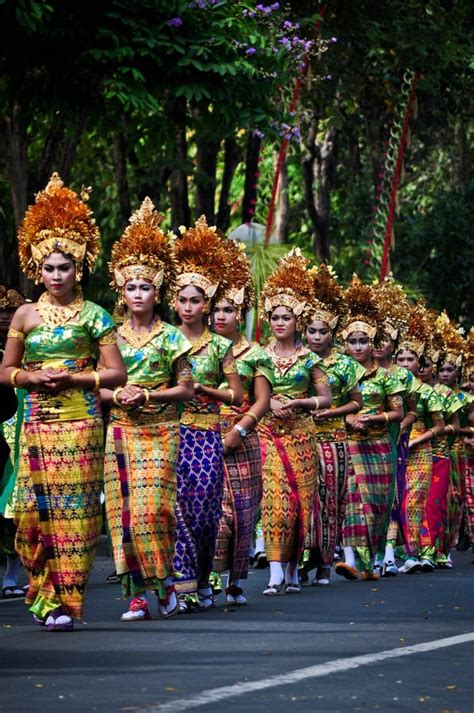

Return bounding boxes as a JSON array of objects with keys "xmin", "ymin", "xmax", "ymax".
[
  {"xmin": 343, "ymin": 435, "xmax": 395, "ymax": 557},
  {"xmin": 104, "ymin": 420, "xmax": 179, "ymax": 598},
  {"xmin": 464, "ymin": 447, "xmax": 474, "ymax": 542},
  {"xmin": 14, "ymin": 419, "xmax": 103, "ymax": 620},
  {"xmin": 258, "ymin": 416, "xmax": 318, "ymax": 565},
  {"xmin": 173, "ymin": 425, "xmax": 224, "ymax": 593},
  {"xmin": 309, "ymin": 440, "xmax": 350, "ymax": 566},
  {"xmin": 214, "ymin": 431, "xmax": 262, "ymax": 581},
  {"xmin": 424, "ymin": 456, "xmax": 450, "ymax": 554},
  {"xmin": 386, "ymin": 433, "xmax": 410, "ymax": 546},
  {"xmin": 446, "ymin": 441, "xmax": 466, "ymax": 550},
  {"xmin": 400, "ymin": 440, "xmax": 432, "ymax": 556}
]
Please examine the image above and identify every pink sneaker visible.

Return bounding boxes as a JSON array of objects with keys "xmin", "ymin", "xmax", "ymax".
[{"xmin": 121, "ymin": 597, "xmax": 152, "ymax": 621}]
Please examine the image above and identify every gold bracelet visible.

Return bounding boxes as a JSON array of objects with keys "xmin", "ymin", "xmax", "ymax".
[
  {"xmin": 313, "ymin": 396, "xmax": 320, "ymax": 410},
  {"xmin": 382, "ymin": 412, "xmax": 389, "ymax": 424},
  {"xmin": 10, "ymin": 368, "xmax": 21, "ymax": 387},
  {"xmin": 407, "ymin": 411, "xmax": 417, "ymax": 418},
  {"xmin": 445, "ymin": 424, "xmax": 454, "ymax": 434},
  {"xmin": 112, "ymin": 386, "xmax": 124, "ymax": 407},
  {"xmin": 228, "ymin": 388, "xmax": 235, "ymax": 406},
  {"xmin": 246, "ymin": 411, "xmax": 259, "ymax": 425},
  {"xmin": 92, "ymin": 370, "xmax": 101, "ymax": 392},
  {"xmin": 142, "ymin": 388, "xmax": 150, "ymax": 406},
  {"xmin": 348, "ymin": 399, "xmax": 360, "ymax": 412}
]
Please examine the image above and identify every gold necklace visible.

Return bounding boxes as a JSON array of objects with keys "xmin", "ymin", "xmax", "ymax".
[
  {"xmin": 233, "ymin": 334, "xmax": 250, "ymax": 358},
  {"xmin": 118, "ymin": 318, "xmax": 163, "ymax": 348},
  {"xmin": 36, "ymin": 290, "xmax": 84, "ymax": 327},
  {"xmin": 188, "ymin": 327, "xmax": 213, "ymax": 355}
]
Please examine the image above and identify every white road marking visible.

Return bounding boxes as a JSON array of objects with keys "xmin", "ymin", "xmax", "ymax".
[{"xmin": 144, "ymin": 632, "xmax": 474, "ymax": 712}]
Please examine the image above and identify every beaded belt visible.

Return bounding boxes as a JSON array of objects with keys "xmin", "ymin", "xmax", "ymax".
[{"xmin": 180, "ymin": 412, "xmax": 221, "ymax": 430}]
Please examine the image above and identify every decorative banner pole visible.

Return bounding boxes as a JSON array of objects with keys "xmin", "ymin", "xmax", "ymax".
[
  {"xmin": 368, "ymin": 69, "xmax": 420, "ymax": 280},
  {"xmin": 264, "ymin": 5, "xmax": 328, "ymax": 246}
]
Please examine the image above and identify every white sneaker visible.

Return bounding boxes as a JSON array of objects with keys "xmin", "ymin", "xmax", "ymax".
[
  {"xmin": 420, "ymin": 559, "xmax": 435, "ymax": 572},
  {"xmin": 382, "ymin": 560, "xmax": 399, "ymax": 577},
  {"xmin": 399, "ymin": 558, "xmax": 422, "ymax": 574}
]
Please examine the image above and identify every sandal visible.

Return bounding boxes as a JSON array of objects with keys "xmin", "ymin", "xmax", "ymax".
[
  {"xmin": 157, "ymin": 585, "xmax": 180, "ymax": 620},
  {"xmin": 45, "ymin": 607, "xmax": 74, "ymax": 632},
  {"xmin": 2, "ymin": 585, "xmax": 26, "ymax": 599},
  {"xmin": 197, "ymin": 587, "xmax": 215, "ymax": 611},
  {"xmin": 225, "ymin": 584, "xmax": 247, "ymax": 606},
  {"xmin": 263, "ymin": 580, "xmax": 285, "ymax": 596},
  {"xmin": 285, "ymin": 582, "xmax": 301, "ymax": 594}
]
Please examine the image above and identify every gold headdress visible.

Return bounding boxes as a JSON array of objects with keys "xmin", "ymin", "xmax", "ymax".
[
  {"xmin": 340, "ymin": 275, "xmax": 379, "ymax": 340},
  {"xmin": 434, "ymin": 311, "xmax": 465, "ymax": 368},
  {"xmin": 462, "ymin": 328, "xmax": 474, "ymax": 383},
  {"xmin": 109, "ymin": 197, "xmax": 177, "ymax": 303},
  {"xmin": 307, "ymin": 263, "xmax": 346, "ymax": 331},
  {"xmin": 174, "ymin": 215, "xmax": 230, "ymax": 304},
  {"xmin": 372, "ymin": 274, "xmax": 410, "ymax": 342},
  {"xmin": 0, "ymin": 286, "xmax": 25, "ymax": 310},
  {"xmin": 397, "ymin": 301, "xmax": 431, "ymax": 358},
  {"xmin": 18, "ymin": 172, "xmax": 100, "ymax": 283},
  {"xmin": 425, "ymin": 308, "xmax": 444, "ymax": 366},
  {"xmin": 220, "ymin": 239, "xmax": 255, "ymax": 315},
  {"xmin": 259, "ymin": 247, "xmax": 314, "ymax": 332}
]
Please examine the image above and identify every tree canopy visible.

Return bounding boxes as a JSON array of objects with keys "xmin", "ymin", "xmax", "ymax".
[{"xmin": 0, "ymin": 0, "xmax": 472, "ymax": 323}]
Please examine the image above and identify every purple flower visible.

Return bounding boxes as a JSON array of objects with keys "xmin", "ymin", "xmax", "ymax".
[
  {"xmin": 331, "ymin": 36, "xmax": 338, "ymax": 43},
  {"xmin": 271, "ymin": 2, "xmax": 280, "ymax": 9},
  {"xmin": 283, "ymin": 20, "xmax": 293, "ymax": 30},
  {"xmin": 245, "ymin": 47, "xmax": 257, "ymax": 55},
  {"xmin": 279, "ymin": 37, "xmax": 291, "ymax": 47},
  {"xmin": 326, "ymin": 74, "xmax": 332, "ymax": 80},
  {"xmin": 166, "ymin": 17, "xmax": 183, "ymax": 26},
  {"xmin": 253, "ymin": 129, "xmax": 265, "ymax": 139}
]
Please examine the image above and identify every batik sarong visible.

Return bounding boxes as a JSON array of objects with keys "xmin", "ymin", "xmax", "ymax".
[
  {"xmin": 464, "ymin": 447, "xmax": 474, "ymax": 542},
  {"xmin": 214, "ymin": 431, "xmax": 262, "ymax": 581},
  {"xmin": 386, "ymin": 432, "xmax": 410, "ymax": 547},
  {"xmin": 173, "ymin": 425, "xmax": 224, "ymax": 593},
  {"xmin": 400, "ymin": 440, "xmax": 432, "ymax": 556},
  {"xmin": 104, "ymin": 419, "xmax": 179, "ymax": 599},
  {"xmin": 446, "ymin": 441, "xmax": 466, "ymax": 550},
  {"xmin": 14, "ymin": 418, "xmax": 103, "ymax": 620},
  {"xmin": 308, "ymin": 440, "xmax": 350, "ymax": 566},
  {"xmin": 258, "ymin": 415, "xmax": 318, "ymax": 565},
  {"xmin": 343, "ymin": 435, "xmax": 395, "ymax": 558},
  {"xmin": 424, "ymin": 456, "xmax": 450, "ymax": 554}
]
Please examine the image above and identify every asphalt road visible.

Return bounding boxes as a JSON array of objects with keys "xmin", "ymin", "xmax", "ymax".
[{"xmin": 1, "ymin": 551, "xmax": 473, "ymax": 713}]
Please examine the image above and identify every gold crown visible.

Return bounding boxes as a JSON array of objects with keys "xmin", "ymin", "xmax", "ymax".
[
  {"xmin": 0, "ymin": 286, "xmax": 25, "ymax": 310},
  {"xmin": 307, "ymin": 263, "xmax": 346, "ymax": 330},
  {"xmin": 18, "ymin": 172, "xmax": 100, "ymax": 283},
  {"xmin": 220, "ymin": 239, "xmax": 255, "ymax": 314},
  {"xmin": 340, "ymin": 275, "xmax": 379, "ymax": 340},
  {"xmin": 109, "ymin": 197, "xmax": 177, "ymax": 301},
  {"xmin": 259, "ymin": 247, "xmax": 314, "ymax": 331},
  {"xmin": 174, "ymin": 215, "xmax": 230, "ymax": 301}
]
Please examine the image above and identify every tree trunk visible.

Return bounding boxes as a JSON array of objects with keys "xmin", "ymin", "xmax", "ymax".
[
  {"xmin": 3, "ymin": 101, "xmax": 29, "ymax": 228},
  {"xmin": 169, "ymin": 97, "xmax": 191, "ymax": 231},
  {"xmin": 241, "ymin": 131, "xmax": 261, "ymax": 224},
  {"xmin": 275, "ymin": 154, "xmax": 289, "ymax": 243},
  {"xmin": 302, "ymin": 119, "xmax": 338, "ymax": 263},
  {"xmin": 112, "ymin": 127, "xmax": 131, "ymax": 224},
  {"xmin": 57, "ymin": 110, "xmax": 86, "ymax": 185},
  {"xmin": 454, "ymin": 117, "xmax": 467, "ymax": 190},
  {"xmin": 216, "ymin": 136, "xmax": 241, "ymax": 231},
  {"xmin": 194, "ymin": 112, "xmax": 220, "ymax": 223}
]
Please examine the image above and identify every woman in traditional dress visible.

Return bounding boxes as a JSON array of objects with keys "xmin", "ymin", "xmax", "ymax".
[
  {"xmin": 335, "ymin": 276, "xmax": 404, "ymax": 582},
  {"xmin": 417, "ymin": 331, "xmax": 462, "ymax": 569},
  {"xmin": 0, "ymin": 286, "xmax": 26, "ymax": 599},
  {"xmin": 101, "ymin": 198, "xmax": 194, "ymax": 621},
  {"xmin": 212, "ymin": 239, "xmax": 272, "ymax": 605},
  {"xmin": 371, "ymin": 277, "xmax": 419, "ymax": 576},
  {"xmin": 461, "ymin": 330, "xmax": 474, "ymax": 550},
  {"xmin": 434, "ymin": 312, "xmax": 471, "ymax": 561},
  {"xmin": 172, "ymin": 216, "xmax": 243, "ymax": 612},
  {"xmin": 394, "ymin": 304, "xmax": 445, "ymax": 573},
  {"xmin": 257, "ymin": 248, "xmax": 332, "ymax": 595},
  {"xmin": 301, "ymin": 264, "xmax": 365, "ymax": 586},
  {"xmin": 1, "ymin": 173, "xmax": 126, "ymax": 631}
]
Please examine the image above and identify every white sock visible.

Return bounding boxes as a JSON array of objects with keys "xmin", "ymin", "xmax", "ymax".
[
  {"xmin": 285, "ymin": 562, "xmax": 299, "ymax": 585},
  {"xmin": 255, "ymin": 536, "xmax": 265, "ymax": 554},
  {"xmin": 343, "ymin": 547, "xmax": 356, "ymax": 568},
  {"xmin": 384, "ymin": 544, "xmax": 395, "ymax": 563},
  {"xmin": 3, "ymin": 554, "xmax": 20, "ymax": 588},
  {"xmin": 269, "ymin": 561, "xmax": 284, "ymax": 585}
]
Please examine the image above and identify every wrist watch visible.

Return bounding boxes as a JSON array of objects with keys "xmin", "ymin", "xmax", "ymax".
[{"xmin": 233, "ymin": 424, "xmax": 248, "ymax": 437}]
